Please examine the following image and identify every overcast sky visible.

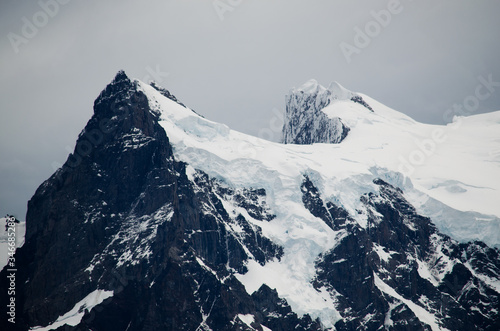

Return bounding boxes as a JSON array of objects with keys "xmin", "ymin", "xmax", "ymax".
[{"xmin": 1, "ymin": 0, "xmax": 500, "ymax": 220}]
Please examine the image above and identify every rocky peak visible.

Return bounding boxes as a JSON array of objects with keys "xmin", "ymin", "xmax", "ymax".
[{"xmin": 282, "ymin": 80, "xmax": 373, "ymax": 145}]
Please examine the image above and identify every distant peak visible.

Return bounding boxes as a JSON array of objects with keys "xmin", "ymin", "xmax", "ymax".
[{"xmin": 290, "ymin": 79, "xmax": 374, "ymax": 112}]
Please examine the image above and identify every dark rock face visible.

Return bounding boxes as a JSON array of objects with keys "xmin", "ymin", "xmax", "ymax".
[
  {"xmin": 282, "ymin": 88, "xmax": 350, "ymax": 145},
  {"xmin": 1, "ymin": 72, "xmax": 499, "ymax": 331},
  {"xmin": 301, "ymin": 176, "xmax": 500, "ymax": 330},
  {"xmin": 0, "ymin": 72, "xmax": 318, "ymax": 331}
]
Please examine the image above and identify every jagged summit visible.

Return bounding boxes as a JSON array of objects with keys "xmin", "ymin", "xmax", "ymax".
[
  {"xmin": 113, "ymin": 69, "xmax": 129, "ymax": 81},
  {"xmin": 94, "ymin": 70, "xmax": 133, "ymax": 106}
]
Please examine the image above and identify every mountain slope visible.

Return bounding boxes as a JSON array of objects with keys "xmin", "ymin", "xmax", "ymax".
[{"xmin": 1, "ymin": 72, "xmax": 499, "ymax": 331}]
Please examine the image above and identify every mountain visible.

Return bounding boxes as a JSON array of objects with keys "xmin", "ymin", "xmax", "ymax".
[{"xmin": 1, "ymin": 71, "xmax": 499, "ymax": 330}]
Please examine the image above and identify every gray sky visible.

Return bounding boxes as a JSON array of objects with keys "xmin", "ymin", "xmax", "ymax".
[{"xmin": 1, "ymin": 0, "xmax": 500, "ymax": 220}]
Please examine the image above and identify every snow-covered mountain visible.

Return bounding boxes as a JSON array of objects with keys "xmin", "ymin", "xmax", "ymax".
[{"xmin": 1, "ymin": 71, "xmax": 499, "ymax": 330}]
